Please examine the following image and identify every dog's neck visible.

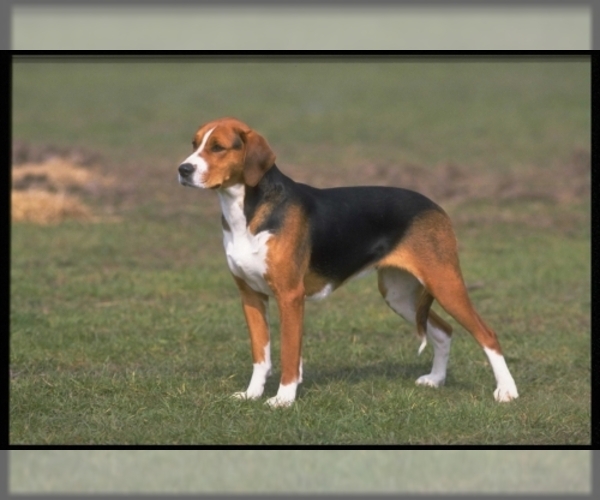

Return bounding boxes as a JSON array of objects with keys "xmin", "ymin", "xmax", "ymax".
[
  {"xmin": 217, "ymin": 184, "xmax": 247, "ymax": 234},
  {"xmin": 217, "ymin": 165, "xmax": 284, "ymax": 234}
]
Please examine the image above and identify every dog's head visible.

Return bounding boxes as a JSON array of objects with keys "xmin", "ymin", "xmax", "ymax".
[{"xmin": 178, "ymin": 117, "xmax": 276, "ymax": 190}]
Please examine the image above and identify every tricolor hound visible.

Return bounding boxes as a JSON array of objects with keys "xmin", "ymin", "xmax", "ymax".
[{"xmin": 178, "ymin": 117, "xmax": 519, "ymax": 408}]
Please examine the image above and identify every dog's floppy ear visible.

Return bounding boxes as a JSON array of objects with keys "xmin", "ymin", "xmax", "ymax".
[{"xmin": 239, "ymin": 129, "xmax": 276, "ymax": 187}]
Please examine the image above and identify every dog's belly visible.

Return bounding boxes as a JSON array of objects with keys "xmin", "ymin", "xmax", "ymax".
[{"xmin": 223, "ymin": 229, "xmax": 273, "ymax": 296}]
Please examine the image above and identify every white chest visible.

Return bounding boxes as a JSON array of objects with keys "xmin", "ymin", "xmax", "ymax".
[
  {"xmin": 222, "ymin": 228, "xmax": 272, "ymax": 296},
  {"xmin": 218, "ymin": 186, "xmax": 273, "ymax": 296}
]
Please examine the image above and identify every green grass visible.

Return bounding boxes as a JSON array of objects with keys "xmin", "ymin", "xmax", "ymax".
[{"xmin": 10, "ymin": 58, "xmax": 590, "ymax": 445}]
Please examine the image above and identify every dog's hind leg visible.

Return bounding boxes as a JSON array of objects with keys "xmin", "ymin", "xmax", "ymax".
[
  {"xmin": 377, "ymin": 267, "xmax": 453, "ymax": 388},
  {"xmin": 420, "ymin": 262, "xmax": 519, "ymax": 402},
  {"xmin": 378, "ymin": 209, "xmax": 518, "ymax": 402}
]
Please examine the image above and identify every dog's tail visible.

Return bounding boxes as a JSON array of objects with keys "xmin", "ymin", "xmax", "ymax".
[{"xmin": 415, "ymin": 288, "xmax": 434, "ymax": 355}]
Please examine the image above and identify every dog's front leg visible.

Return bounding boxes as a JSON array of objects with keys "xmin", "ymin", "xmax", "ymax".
[
  {"xmin": 265, "ymin": 286, "xmax": 305, "ymax": 408},
  {"xmin": 231, "ymin": 276, "xmax": 272, "ymax": 400}
]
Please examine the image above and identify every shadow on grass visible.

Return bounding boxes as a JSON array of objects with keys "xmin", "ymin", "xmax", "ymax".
[{"xmin": 273, "ymin": 360, "xmax": 472, "ymax": 392}]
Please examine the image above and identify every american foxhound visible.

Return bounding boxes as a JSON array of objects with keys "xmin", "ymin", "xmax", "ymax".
[{"xmin": 178, "ymin": 117, "xmax": 519, "ymax": 407}]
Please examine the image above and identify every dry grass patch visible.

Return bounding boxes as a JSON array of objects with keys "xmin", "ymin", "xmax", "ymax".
[
  {"xmin": 11, "ymin": 155, "xmax": 116, "ymax": 225},
  {"xmin": 11, "ymin": 189, "xmax": 93, "ymax": 225}
]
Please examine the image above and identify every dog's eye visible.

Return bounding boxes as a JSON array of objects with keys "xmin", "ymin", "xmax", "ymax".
[{"xmin": 211, "ymin": 144, "xmax": 225, "ymax": 153}]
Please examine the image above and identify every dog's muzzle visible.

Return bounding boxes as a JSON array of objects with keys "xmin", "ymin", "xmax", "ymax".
[{"xmin": 178, "ymin": 163, "xmax": 195, "ymax": 178}]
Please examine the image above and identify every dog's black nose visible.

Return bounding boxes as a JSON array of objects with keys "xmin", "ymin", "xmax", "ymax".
[{"xmin": 178, "ymin": 163, "xmax": 195, "ymax": 176}]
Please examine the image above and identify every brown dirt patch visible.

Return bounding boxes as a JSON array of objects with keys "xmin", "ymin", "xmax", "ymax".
[
  {"xmin": 283, "ymin": 148, "xmax": 589, "ymax": 234},
  {"xmin": 287, "ymin": 148, "xmax": 590, "ymax": 208},
  {"xmin": 12, "ymin": 140, "xmax": 102, "ymax": 167}
]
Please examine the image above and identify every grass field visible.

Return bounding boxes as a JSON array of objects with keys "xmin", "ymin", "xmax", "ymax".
[{"xmin": 10, "ymin": 58, "xmax": 590, "ymax": 445}]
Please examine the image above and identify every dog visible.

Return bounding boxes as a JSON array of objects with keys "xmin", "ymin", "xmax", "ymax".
[{"xmin": 177, "ymin": 117, "xmax": 519, "ymax": 407}]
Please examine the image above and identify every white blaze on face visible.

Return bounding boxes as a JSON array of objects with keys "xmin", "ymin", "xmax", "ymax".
[{"xmin": 179, "ymin": 126, "xmax": 216, "ymax": 188}]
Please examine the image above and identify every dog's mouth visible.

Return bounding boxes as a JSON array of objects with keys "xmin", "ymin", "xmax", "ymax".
[
  {"xmin": 178, "ymin": 175, "xmax": 222, "ymax": 190},
  {"xmin": 178, "ymin": 175, "xmax": 193, "ymax": 187}
]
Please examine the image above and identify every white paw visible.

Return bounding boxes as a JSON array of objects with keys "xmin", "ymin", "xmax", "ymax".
[
  {"xmin": 415, "ymin": 374, "xmax": 445, "ymax": 388},
  {"xmin": 493, "ymin": 384, "xmax": 519, "ymax": 402},
  {"xmin": 231, "ymin": 388, "xmax": 262, "ymax": 400},
  {"xmin": 265, "ymin": 382, "xmax": 297, "ymax": 408},
  {"xmin": 265, "ymin": 395, "xmax": 295, "ymax": 408}
]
